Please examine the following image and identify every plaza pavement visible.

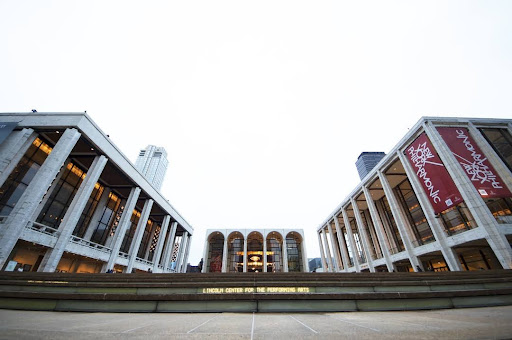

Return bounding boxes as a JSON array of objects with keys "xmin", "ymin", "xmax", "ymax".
[{"xmin": 0, "ymin": 305, "xmax": 511, "ymax": 339}]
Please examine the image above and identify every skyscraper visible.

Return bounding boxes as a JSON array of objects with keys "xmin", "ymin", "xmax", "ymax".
[
  {"xmin": 355, "ymin": 152, "xmax": 385, "ymax": 180},
  {"xmin": 135, "ymin": 145, "xmax": 169, "ymax": 190}
]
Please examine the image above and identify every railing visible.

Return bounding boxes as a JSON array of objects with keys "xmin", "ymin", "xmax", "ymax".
[
  {"xmin": 69, "ymin": 235, "xmax": 112, "ymax": 254},
  {"xmin": 26, "ymin": 221, "xmax": 60, "ymax": 236},
  {"xmin": 496, "ymin": 215, "xmax": 512, "ymax": 224},
  {"xmin": 135, "ymin": 257, "xmax": 153, "ymax": 266},
  {"xmin": 118, "ymin": 251, "xmax": 129, "ymax": 259}
]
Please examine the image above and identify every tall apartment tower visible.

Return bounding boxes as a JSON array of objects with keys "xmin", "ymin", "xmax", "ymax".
[
  {"xmin": 355, "ymin": 152, "xmax": 385, "ymax": 180},
  {"xmin": 135, "ymin": 145, "xmax": 169, "ymax": 190}
]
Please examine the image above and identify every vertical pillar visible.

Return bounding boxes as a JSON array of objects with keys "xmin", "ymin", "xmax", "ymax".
[
  {"xmin": 263, "ymin": 234, "xmax": 267, "ymax": 272},
  {"xmin": 398, "ymin": 151, "xmax": 462, "ymax": 271},
  {"xmin": 181, "ymin": 235, "xmax": 192, "ymax": 273},
  {"xmin": 334, "ymin": 216, "xmax": 350, "ymax": 271},
  {"xmin": 317, "ymin": 232, "xmax": 328, "ymax": 271},
  {"xmin": 327, "ymin": 221, "xmax": 342, "ymax": 272},
  {"xmin": 321, "ymin": 228, "xmax": 333, "ymax": 272},
  {"xmin": 301, "ymin": 234, "xmax": 309, "ymax": 272},
  {"xmin": 152, "ymin": 215, "xmax": 171, "ymax": 271},
  {"xmin": 0, "ymin": 128, "xmax": 36, "ymax": 188},
  {"xmin": 104, "ymin": 187, "xmax": 141, "ymax": 271},
  {"xmin": 125, "ymin": 199, "xmax": 154, "ymax": 273},
  {"xmin": 201, "ymin": 232, "xmax": 210, "ymax": 273},
  {"xmin": 283, "ymin": 236, "xmax": 289, "ymax": 272},
  {"xmin": 38, "ymin": 155, "xmax": 107, "ymax": 272},
  {"xmin": 378, "ymin": 171, "xmax": 422, "ymax": 271},
  {"xmin": 83, "ymin": 188, "xmax": 112, "ymax": 241},
  {"xmin": 243, "ymin": 236, "xmax": 248, "ymax": 272},
  {"xmin": 222, "ymin": 235, "xmax": 228, "ymax": 273},
  {"xmin": 351, "ymin": 198, "xmax": 375, "ymax": 272},
  {"xmin": 362, "ymin": 186, "xmax": 394, "ymax": 271},
  {"xmin": 424, "ymin": 122, "xmax": 512, "ymax": 269},
  {"xmin": 176, "ymin": 232, "xmax": 189, "ymax": 273},
  {"xmin": 0, "ymin": 128, "xmax": 81, "ymax": 269},
  {"xmin": 341, "ymin": 207, "xmax": 361, "ymax": 272},
  {"xmin": 162, "ymin": 222, "xmax": 178, "ymax": 272}
]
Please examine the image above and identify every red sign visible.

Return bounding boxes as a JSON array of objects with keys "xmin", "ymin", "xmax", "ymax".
[
  {"xmin": 405, "ymin": 133, "xmax": 464, "ymax": 214},
  {"xmin": 437, "ymin": 127, "xmax": 511, "ymax": 198}
]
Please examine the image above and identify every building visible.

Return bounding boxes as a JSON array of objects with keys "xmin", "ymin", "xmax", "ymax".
[
  {"xmin": 202, "ymin": 229, "xmax": 309, "ymax": 272},
  {"xmin": 308, "ymin": 257, "xmax": 322, "ymax": 272},
  {"xmin": 135, "ymin": 145, "xmax": 168, "ymax": 190},
  {"xmin": 318, "ymin": 116, "xmax": 512, "ymax": 273},
  {"xmin": 0, "ymin": 112, "xmax": 193, "ymax": 273},
  {"xmin": 355, "ymin": 152, "xmax": 386, "ymax": 180}
]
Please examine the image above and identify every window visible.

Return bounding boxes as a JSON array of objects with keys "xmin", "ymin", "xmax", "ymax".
[{"xmin": 480, "ymin": 128, "xmax": 512, "ymax": 172}]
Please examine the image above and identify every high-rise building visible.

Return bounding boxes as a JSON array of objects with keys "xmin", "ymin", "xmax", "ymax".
[
  {"xmin": 355, "ymin": 152, "xmax": 386, "ymax": 180},
  {"xmin": 135, "ymin": 145, "xmax": 168, "ymax": 190}
]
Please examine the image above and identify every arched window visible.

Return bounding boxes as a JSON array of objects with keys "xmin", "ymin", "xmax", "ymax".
[
  {"xmin": 266, "ymin": 232, "xmax": 283, "ymax": 272},
  {"xmin": 247, "ymin": 232, "xmax": 263, "ymax": 272},
  {"xmin": 227, "ymin": 232, "xmax": 244, "ymax": 272},
  {"xmin": 207, "ymin": 232, "xmax": 224, "ymax": 272},
  {"xmin": 286, "ymin": 232, "xmax": 304, "ymax": 272}
]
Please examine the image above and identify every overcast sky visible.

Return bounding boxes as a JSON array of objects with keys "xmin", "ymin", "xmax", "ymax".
[{"xmin": 1, "ymin": 1, "xmax": 512, "ymax": 266}]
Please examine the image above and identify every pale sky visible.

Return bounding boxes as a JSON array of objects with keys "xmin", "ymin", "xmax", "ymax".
[{"xmin": 1, "ymin": 1, "xmax": 512, "ymax": 266}]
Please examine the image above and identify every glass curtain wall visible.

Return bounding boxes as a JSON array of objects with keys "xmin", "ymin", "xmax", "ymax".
[
  {"xmin": 438, "ymin": 203, "xmax": 477, "ymax": 236},
  {"xmin": 286, "ymin": 232, "xmax": 303, "ymax": 272},
  {"xmin": 376, "ymin": 196, "xmax": 405, "ymax": 253},
  {"xmin": 228, "ymin": 232, "xmax": 244, "ymax": 272},
  {"xmin": 90, "ymin": 192, "xmax": 123, "ymax": 245},
  {"xmin": 147, "ymin": 225, "xmax": 161, "ymax": 262},
  {"xmin": 120, "ymin": 210, "xmax": 141, "ymax": 253},
  {"xmin": 36, "ymin": 162, "xmax": 87, "ymax": 229},
  {"xmin": 137, "ymin": 219, "xmax": 154, "ymax": 258},
  {"xmin": 266, "ymin": 232, "xmax": 283, "ymax": 272},
  {"xmin": 338, "ymin": 216, "xmax": 354, "ymax": 266},
  {"xmin": 393, "ymin": 179, "xmax": 435, "ymax": 246},
  {"xmin": 73, "ymin": 183, "xmax": 104, "ymax": 238},
  {"xmin": 349, "ymin": 218, "xmax": 365, "ymax": 263},
  {"xmin": 207, "ymin": 233, "xmax": 224, "ymax": 272},
  {"xmin": 0, "ymin": 137, "xmax": 52, "ymax": 217},
  {"xmin": 360, "ymin": 209, "xmax": 382, "ymax": 259}
]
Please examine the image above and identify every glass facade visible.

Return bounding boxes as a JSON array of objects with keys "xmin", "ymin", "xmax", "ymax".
[
  {"xmin": 137, "ymin": 219, "xmax": 154, "ymax": 258},
  {"xmin": 439, "ymin": 203, "xmax": 476, "ymax": 236},
  {"xmin": 360, "ymin": 209, "xmax": 382, "ymax": 259},
  {"xmin": 207, "ymin": 233, "xmax": 224, "ymax": 272},
  {"xmin": 376, "ymin": 196, "xmax": 405, "ymax": 253},
  {"xmin": 247, "ymin": 232, "xmax": 263, "ymax": 272},
  {"xmin": 480, "ymin": 128, "xmax": 512, "ymax": 171},
  {"xmin": 0, "ymin": 137, "xmax": 52, "ymax": 217},
  {"xmin": 90, "ymin": 192, "xmax": 123, "ymax": 245},
  {"xmin": 349, "ymin": 218, "xmax": 365, "ymax": 263},
  {"xmin": 73, "ymin": 183, "xmax": 104, "ymax": 238},
  {"xmin": 394, "ymin": 179, "xmax": 435, "ymax": 246},
  {"xmin": 228, "ymin": 232, "xmax": 244, "ymax": 272},
  {"xmin": 120, "ymin": 210, "xmax": 141, "ymax": 253},
  {"xmin": 286, "ymin": 232, "xmax": 303, "ymax": 272},
  {"xmin": 266, "ymin": 233, "xmax": 283, "ymax": 272}
]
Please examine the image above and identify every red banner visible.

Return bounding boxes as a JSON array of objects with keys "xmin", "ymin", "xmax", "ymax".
[
  {"xmin": 405, "ymin": 133, "xmax": 464, "ymax": 214},
  {"xmin": 437, "ymin": 127, "xmax": 511, "ymax": 198}
]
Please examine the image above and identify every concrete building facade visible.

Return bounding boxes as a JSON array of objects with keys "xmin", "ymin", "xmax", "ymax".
[
  {"xmin": 318, "ymin": 117, "xmax": 512, "ymax": 273},
  {"xmin": 135, "ymin": 145, "xmax": 168, "ymax": 190},
  {"xmin": 202, "ymin": 229, "xmax": 309, "ymax": 273},
  {"xmin": 0, "ymin": 112, "xmax": 193, "ymax": 273}
]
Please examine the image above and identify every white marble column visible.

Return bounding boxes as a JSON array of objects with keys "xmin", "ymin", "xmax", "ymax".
[
  {"xmin": 0, "ymin": 128, "xmax": 36, "ymax": 188},
  {"xmin": 243, "ymin": 236, "xmax": 248, "ymax": 272},
  {"xmin": 38, "ymin": 155, "xmax": 107, "ymax": 272},
  {"xmin": 176, "ymin": 232, "xmax": 189, "ymax": 273},
  {"xmin": 222, "ymin": 235, "xmax": 228, "ymax": 273},
  {"xmin": 263, "ymin": 235, "xmax": 267, "ymax": 273},
  {"xmin": 0, "ymin": 128, "xmax": 81, "ymax": 269},
  {"xmin": 162, "ymin": 222, "xmax": 178, "ymax": 272},
  {"xmin": 362, "ymin": 186, "xmax": 394, "ymax": 272},
  {"xmin": 341, "ymin": 207, "xmax": 361, "ymax": 272},
  {"xmin": 317, "ymin": 232, "xmax": 328, "ymax": 271},
  {"xmin": 334, "ymin": 216, "xmax": 350, "ymax": 271},
  {"xmin": 181, "ymin": 235, "xmax": 192, "ymax": 273},
  {"xmin": 351, "ymin": 198, "xmax": 375, "ymax": 272},
  {"xmin": 152, "ymin": 215, "xmax": 171, "ymax": 272},
  {"xmin": 283, "ymin": 236, "xmax": 289, "ymax": 272},
  {"xmin": 301, "ymin": 237, "xmax": 309, "ymax": 272},
  {"xmin": 321, "ymin": 228, "xmax": 333, "ymax": 272},
  {"xmin": 125, "ymin": 199, "xmax": 154, "ymax": 273},
  {"xmin": 104, "ymin": 187, "xmax": 141, "ymax": 271},
  {"xmin": 327, "ymin": 221, "xmax": 341, "ymax": 272}
]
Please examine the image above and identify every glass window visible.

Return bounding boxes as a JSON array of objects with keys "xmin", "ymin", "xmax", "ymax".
[
  {"xmin": 349, "ymin": 218, "xmax": 366, "ymax": 263},
  {"xmin": 36, "ymin": 162, "xmax": 86, "ymax": 229},
  {"xmin": 360, "ymin": 209, "xmax": 382, "ymax": 259},
  {"xmin": 480, "ymin": 128, "xmax": 512, "ymax": 171},
  {"xmin": 286, "ymin": 233, "xmax": 303, "ymax": 272},
  {"xmin": 484, "ymin": 197, "xmax": 512, "ymax": 224},
  {"xmin": 137, "ymin": 219, "xmax": 154, "ymax": 258},
  {"xmin": 90, "ymin": 192, "xmax": 123, "ymax": 245},
  {"xmin": 266, "ymin": 233, "xmax": 283, "ymax": 272},
  {"xmin": 228, "ymin": 233, "xmax": 244, "ymax": 272},
  {"xmin": 0, "ymin": 138, "xmax": 52, "ymax": 216},
  {"xmin": 120, "ymin": 210, "xmax": 141, "ymax": 253},
  {"xmin": 247, "ymin": 232, "xmax": 263, "ymax": 272},
  {"xmin": 394, "ymin": 179, "xmax": 435, "ymax": 246},
  {"xmin": 376, "ymin": 196, "xmax": 405, "ymax": 253},
  {"xmin": 439, "ymin": 202, "xmax": 476, "ymax": 236},
  {"xmin": 207, "ymin": 233, "xmax": 224, "ymax": 272}
]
